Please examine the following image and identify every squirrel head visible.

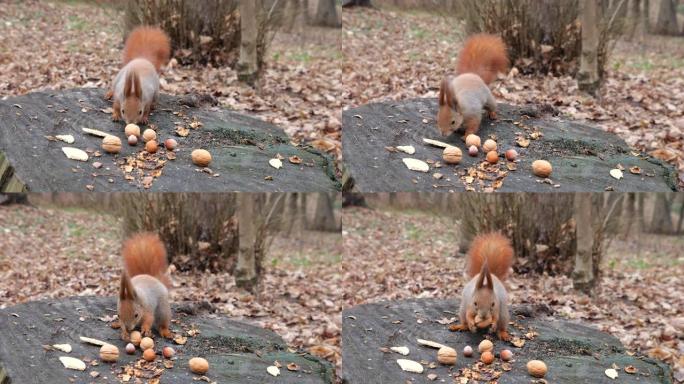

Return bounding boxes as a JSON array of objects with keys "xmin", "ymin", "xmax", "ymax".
[
  {"xmin": 121, "ymin": 71, "xmax": 144, "ymax": 124},
  {"xmin": 437, "ymin": 76, "xmax": 463, "ymax": 135},
  {"xmin": 471, "ymin": 262, "xmax": 497, "ymax": 327},
  {"xmin": 117, "ymin": 273, "xmax": 143, "ymax": 331}
]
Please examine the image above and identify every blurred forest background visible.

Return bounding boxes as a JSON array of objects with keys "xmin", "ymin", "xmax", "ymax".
[
  {"xmin": 0, "ymin": 0, "xmax": 342, "ymax": 162},
  {"xmin": 343, "ymin": 192, "xmax": 684, "ymax": 381},
  {"xmin": 0, "ymin": 192, "xmax": 342, "ymax": 366},
  {"xmin": 342, "ymin": 0, "xmax": 684, "ymax": 187}
]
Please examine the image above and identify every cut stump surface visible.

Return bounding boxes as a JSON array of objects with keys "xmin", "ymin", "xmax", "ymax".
[
  {"xmin": 0, "ymin": 89, "xmax": 339, "ymax": 192},
  {"xmin": 0, "ymin": 296, "xmax": 333, "ymax": 384},
  {"xmin": 342, "ymin": 99, "xmax": 678, "ymax": 192},
  {"xmin": 342, "ymin": 298, "xmax": 671, "ymax": 383}
]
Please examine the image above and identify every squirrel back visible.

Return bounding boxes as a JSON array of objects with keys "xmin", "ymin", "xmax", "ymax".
[
  {"xmin": 122, "ymin": 26, "xmax": 171, "ymax": 73},
  {"xmin": 122, "ymin": 232, "xmax": 171, "ymax": 288},
  {"xmin": 465, "ymin": 232, "xmax": 514, "ymax": 281},
  {"xmin": 456, "ymin": 34, "xmax": 509, "ymax": 85}
]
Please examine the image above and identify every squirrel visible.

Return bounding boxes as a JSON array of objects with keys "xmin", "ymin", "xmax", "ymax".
[
  {"xmin": 118, "ymin": 232, "xmax": 173, "ymax": 341},
  {"xmin": 437, "ymin": 34, "xmax": 509, "ymax": 137},
  {"xmin": 451, "ymin": 232, "xmax": 514, "ymax": 341},
  {"xmin": 109, "ymin": 26, "xmax": 171, "ymax": 125}
]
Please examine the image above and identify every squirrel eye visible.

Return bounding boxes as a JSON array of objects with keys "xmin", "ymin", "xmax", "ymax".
[
  {"xmin": 134, "ymin": 313, "xmax": 139, "ymax": 319},
  {"xmin": 122, "ymin": 109, "xmax": 125, "ymax": 114},
  {"xmin": 473, "ymin": 302, "xmax": 478, "ymax": 307},
  {"xmin": 139, "ymin": 110, "xmax": 143, "ymax": 115},
  {"xmin": 491, "ymin": 303, "xmax": 495, "ymax": 308}
]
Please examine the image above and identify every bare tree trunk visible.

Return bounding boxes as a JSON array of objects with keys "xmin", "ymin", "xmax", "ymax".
[
  {"xmin": 342, "ymin": 0, "xmax": 372, "ymax": 7},
  {"xmin": 236, "ymin": 193, "xmax": 260, "ymax": 291},
  {"xmin": 312, "ymin": 0, "xmax": 341, "ymax": 27},
  {"xmin": 572, "ymin": 193, "xmax": 596, "ymax": 294},
  {"xmin": 342, "ymin": 192, "xmax": 367, "ymax": 207},
  {"xmin": 311, "ymin": 193, "xmax": 339, "ymax": 231},
  {"xmin": 649, "ymin": 193, "xmax": 674, "ymax": 233},
  {"xmin": 676, "ymin": 194, "xmax": 684, "ymax": 234},
  {"xmin": 653, "ymin": 0, "xmax": 679, "ymax": 35},
  {"xmin": 0, "ymin": 193, "xmax": 28, "ymax": 205},
  {"xmin": 578, "ymin": 0, "xmax": 601, "ymax": 94},
  {"xmin": 238, "ymin": 0, "xmax": 259, "ymax": 85}
]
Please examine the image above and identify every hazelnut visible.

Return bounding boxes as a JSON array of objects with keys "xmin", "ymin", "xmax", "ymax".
[
  {"xmin": 142, "ymin": 129, "xmax": 156, "ymax": 143},
  {"xmin": 437, "ymin": 346, "xmax": 457, "ymax": 365},
  {"xmin": 527, "ymin": 360, "xmax": 548, "ymax": 378},
  {"xmin": 128, "ymin": 135, "xmax": 138, "ymax": 146},
  {"xmin": 143, "ymin": 348, "xmax": 156, "ymax": 362},
  {"xmin": 463, "ymin": 345, "xmax": 473, "ymax": 357},
  {"xmin": 125, "ymin": 343, "xmax": 136, "ymax": 355},
  {"xmin": 532, "ymin": 160, "xmax": 552, "ymax": 178},
  {"xmin": 481, "ymin": 351, "xmax": 494, "ymax": 364},
  {"xmin": 468, "ymin": 145, "xmax": 478, "ymax": 157},
  {"xmin": 465, "ymin": 134, "xmax": 481, "ymax": 148},
  {"xmin": 486, "ymin": 151, "xmax": 499, "ymax": 164},
  {"xmin": 164, "ymin": 138, "xmax": 178, "ymax": 151},
  {"xmin": 99, "ymin": 344, "xmax": 119, "ymax": 362},
  {"xmin": 101, "ymin": 135, "xmax": 122, "ymax": 154},
  {"xmin": 442, "ymin": 146, "xmax": 462, "ymax": 164},
  {"xmin": 130, "ymin": 331, "xmax": 142, "ymax": 346},
  {"xmin": 501, "ymin": 349, "xmax": 513, "ymax": 361},
  {"xmin": 478, "ymin": 339, "xmax": 493, "ymax": 353},
  {"xmin": 483, "ymin": 139, "xmax": 497, "ymax": 152},
  {"xmin": 140, "ymin": 337, "xmax": 154, "ymax": 351},
  {"xmin": 191, "ymin": 149, "xmax": 212, "ymax": 167},
  {"xmin": 124, "ymin": 123, "xmax": 141, "ymax": 138},
  {"xmin": 505, "ymin": 149, "xmax": 518, "ymax": 161},
  {"xmin": 189, "ymin": 357, "xmax": 209, "ymax": 374},
  {"xmin": 145, "ymin": 140, "xmax": 158, "ymax": 154},
  {"xmin": 162, "ymin": 346, "xmax": 175, "ymax": 359}
]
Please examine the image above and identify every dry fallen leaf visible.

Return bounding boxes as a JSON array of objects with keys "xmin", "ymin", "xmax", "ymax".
[{"xmin": 605, "ymin": 368, "xmax": 618, "ymax": 379}]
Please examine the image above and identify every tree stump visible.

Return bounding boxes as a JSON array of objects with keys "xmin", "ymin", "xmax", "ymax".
[
  {"xmin": 0, "ymin": 296, "xmax": 333, "ymax": 384},
  {"xmin": 342, "ymin": 99, "xmax": 678, "ymax": 192},
  {"xmin": 0, "ymin": 89, "xmax": 339, "ymax": 192},
  {"xmin": 342, "ymin": 298, "xmax": 671, "ymax": 383}
]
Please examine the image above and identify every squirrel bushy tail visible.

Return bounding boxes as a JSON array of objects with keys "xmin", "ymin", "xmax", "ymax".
[
  {"xmin": 122, "ymin": 232, "xmax": 171, "ymax": 288},
  {"xmin": 456, "ymin": 34, "xmax": 509, "ymax": 85},
  {"xmin": 465, "ymin": 232, "xmax": 514, "ymax": 280},
  {"xmin": 122, "ymin": 26, "xmax": 171, "ymax": 73}
]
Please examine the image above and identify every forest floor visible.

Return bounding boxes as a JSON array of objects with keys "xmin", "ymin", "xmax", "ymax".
[
  {"xmin": 342, "ymin": 7, "xmax": 684, "ymax": 188},
  {"xmin": 0, "ymin": 204, "xmax": 343, "ymax": 367},
  {"xmin": 342, "ymin": 206, "xmax": 684, "ymax": 382},
  {"xmin": 0, "ymin": 1, "xmax": 342, "ymax": 160}
]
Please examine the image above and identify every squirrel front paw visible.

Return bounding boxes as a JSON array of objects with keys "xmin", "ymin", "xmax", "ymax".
[
  {"xmin": 497, "ymin": 329, "xmax": 511, "ymax": 341},
  {"xmin": 120, "ymin": 328, "xmax": 130, "ymax": 342}
]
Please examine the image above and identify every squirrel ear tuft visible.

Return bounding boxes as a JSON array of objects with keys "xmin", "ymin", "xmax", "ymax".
[
  {"xmin": 476, "ymin": 262, "xmax": 489, "ymax": 288},
  {"xmin": 119, "ymin": 273, "xmax": 137, "ymax": 300},
  {"xmin": 132, "ymin": 72, "xmax": 142, "ymax": 99},
  {"xmin": 123, "ymin": 71, "xmax": 133, "ymax": 97}
]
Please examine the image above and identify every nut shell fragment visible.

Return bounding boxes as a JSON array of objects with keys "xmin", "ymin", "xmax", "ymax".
[{"xmin": 397, "ymin": 359, "xmax": 423, "ymax": 373}]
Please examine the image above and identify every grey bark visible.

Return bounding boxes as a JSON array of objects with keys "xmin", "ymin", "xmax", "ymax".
[
  {"xmin": 578, "ymin": 0, "xmax": 601, "ymax": 94},
  {"xmin": 653, "ymin": 0, "xmax": 679, "ymax": 35},
  {"xmin": 238, "ymin": 0, "xmax": 260, "ymax": 84},
  {"xmin": 312, "ymin": 0, "xmax": 341, "ymax": 27}
]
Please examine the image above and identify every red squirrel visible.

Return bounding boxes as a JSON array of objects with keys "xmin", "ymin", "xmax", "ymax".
[
  {"xmin": 437, "ymin": 34, "xmax": 509, "ymax": 137},
  {"xmin": 109, "ymin": 26, "xmax": 171, "ymax": 125},
  {"xmin": 118, "ymin": 232, "xmax": 173, "ymax": 341},
  {"xmin": 451, "ymin": 232, "xmax": 514, "ymax": 341}
]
